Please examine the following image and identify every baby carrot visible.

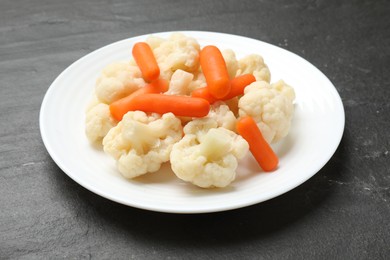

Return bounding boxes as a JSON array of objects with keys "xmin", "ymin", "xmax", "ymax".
[
  {"xmin": 191, "ymin": 74, "xmax": 256, "ymax": 103},
  {"xmin": 132, "ymin": 42, "xmax": 160, "ymax": 82},
  {"xmin": 129, "ymin": 94, "xmax": 210, "ymax": 117},
  {"xmin": 224, "ymin": 74, "xmax": 256, "ymax": 100},
  {"xmin": 236, "ymin": 116, "xmax": 278, "ymax": 172},
  {"xmin": 191, "ymin": 87, "xmax": 218, "ymax": 104},
  {"xmin": 110, "ymin": 79, "xmax": 168, "ymax": 121},
  {"xmin": 200, "ymin": 45, "xmax": 231, "ymax": 99}
]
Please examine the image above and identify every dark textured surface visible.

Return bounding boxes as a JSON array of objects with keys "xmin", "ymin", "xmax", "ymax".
[{"xmin": 1, "ymin": 0, "xmax": 389, "ymax": 259}]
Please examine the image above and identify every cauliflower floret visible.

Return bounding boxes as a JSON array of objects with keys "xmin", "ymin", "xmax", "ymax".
[
  {"xmin": 144, "ymin": 35, "xmax": 165, "ymax": 49},
  {"xmin": 188, "ymin": 70, "xmax": 207, "ymax": 91},
  {"xmin": 271, "ymin": 80, "xmax": 296, "ymax": 102},
  {"xmin": 222, "ymin": 49, "xmax": 239, "ymax": 79},
  {"xmin": 85, "ymin": 102, "xmax": 117, "ymax": 144},
  {"xmin": 103, "ymin": 111, "xmax": 182, "ymax": 178},
  {"xmin": 237, "ymin": 54, "xmax": 271, "ymax": 83},
  {"xmin": 85, "ymin": 95, "xmax": 100, "ymax": 112},
  {"xmin": 170, "ymin": 121, "xmax": 249, "ymax": 188},
  {"xmin": 208, "ymin": 102, "xmax": 237, "ymax": 132},
  {"xmin": 164, "ymin": 69, "xmax": 194, "ymax": 95},
  {"xmin": 146, "ymin": 33, "xmax": 200, "ymax": 79},
  {"xmin": 95, "ymin": 62, "xmax": 145, "ymax": 104},
  {"xmin": 181, "ymin": 101, "xmax": 237, "ymax": 132},
  {"xmin": 182, "ymin": 118, "xmax": 217, "ymax": 140},
  {"xmin": 238, "ymin": 81, "xmax": 295, "ymax": 143}
]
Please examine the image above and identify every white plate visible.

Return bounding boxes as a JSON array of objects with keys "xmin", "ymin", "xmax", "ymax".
[{"xmin": 40, "ymin": 31, "xmax": 344, "ymax": 213}]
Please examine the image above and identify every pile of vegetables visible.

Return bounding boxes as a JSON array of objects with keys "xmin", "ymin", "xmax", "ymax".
[{"xmin": 85, "ymin": 33, "xmax": 295, "ymax": 188}]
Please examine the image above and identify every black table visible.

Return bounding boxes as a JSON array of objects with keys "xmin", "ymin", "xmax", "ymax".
[{"xmin": 1, "ymin": 0, "xmax": 389, "ymax": 258}]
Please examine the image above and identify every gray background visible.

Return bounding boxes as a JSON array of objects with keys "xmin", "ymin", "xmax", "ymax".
[{"xmin": 1, "ymin": 0, "xmax": 389, "ymax": 259}]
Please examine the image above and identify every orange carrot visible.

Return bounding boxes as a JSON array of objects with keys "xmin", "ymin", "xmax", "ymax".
[
  {"xmin": 200, "ymin": 45, "xmax": 231, "ymax": 99},
  {"xmin": 191, "ymin": 74, "xmax": 256, "ymax": 103},
  {"xmin": 191, "ymin": 87, "xmax": 218, "ymax": 104},
  {"xmin": 236, "ymin": 116, "xmax": 278, "ymax": 172},
  {"xmin": 129, "ymin": 94, "xmax": 210, "ymax": 117},
  {"xmin": 132, "ymin": 42, "xmax": 160, "ymax": 82},
  {"xmin": 224, "ymin": 74, "xmax": 256, "ymax": 100},
  {"xmin": 110, "ymin": 79, "xmax": 168, "ymax": 121}
]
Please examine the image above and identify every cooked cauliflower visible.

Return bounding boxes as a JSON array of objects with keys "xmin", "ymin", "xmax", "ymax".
[
  {"xmin": 238, "ymin": 81, "xmax": 295, "ymax": 143},
  {"xmin": 146, "ymin": 33, "xmax": 200, "ymax": 79},
  {"xmin": 188, "ymin": 70, "xmax": 207, "ymax": 91},
  {"xmin": 85, "ymin": 101, "xmax": 117, "ymax": 144},
  {"xmin": 85, "ymin": 95, "xmax": 100, "ymax": 112},
  {"xmin": 164, "ymin": 69, "xmax": 194, "ymax": 95},
  {"xmin": 222, "ymin": 49, "xmax": 239, "ymax": 79},
  {"xmin": 237, "ymin": 54, "xmax": 271, "ymax": 83},
  {"xmin": 95, "ymin": 62, "xmax": 145, "ymax": 104},
  {"xmin": 181, "ymin": 101, "xmax": 237, "ymax": 132},
  {"xmin": 271, "ymin": 80, "xmax": 296, "ymax": 102},
  {"xmin": 170, "ymin": 119, "xmax": 249, "ymax": 188},
  {"xmin": 208, "ymin": 102, "xmax": 237, "ymax": 132},
  {"xmin": 144, "ymin": 35, "xmax": 165, "ymax": 49},
  {"xmin": 103, "ymin": 111, "xmax": 182, "ymax": 178}
]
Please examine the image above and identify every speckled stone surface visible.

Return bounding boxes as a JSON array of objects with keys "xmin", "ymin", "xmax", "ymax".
[{"xmin": 1, "ymin": 0, "xmax": 389, "ymax": 259}]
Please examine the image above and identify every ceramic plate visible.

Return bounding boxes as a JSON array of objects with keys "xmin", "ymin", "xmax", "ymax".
[{"xmin": 40, "ymin": 31, "xmax": 344, "ymax": 213}]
